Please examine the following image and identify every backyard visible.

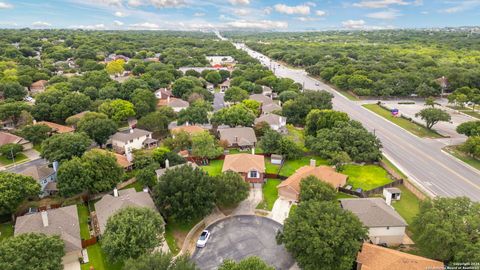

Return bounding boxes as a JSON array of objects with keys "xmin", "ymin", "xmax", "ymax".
[
  {"xmin": 342, "ymin": 164, "xmax": 393, "ymax": 191},
  {"xmin": 286, "ymin": 124, "xmax": 307, "ymax": 151},
  {"xmin": 81, "ymin": 243, "xmax": 122, "ymax": 270},
  {"xmin": 363, "ymin": 104, "xmax": 444, "ymax": 138},
  {"xmin": 391, "ymin": 185, "xmax": 421, "ymax": 225},
  {"xmin": 0, "ymin": 222, "xmax": 13, "ymax": 241},
  {"xmin": 265, "ymin": 157, "xmax": 281, "ymax": 174},
  {"xmin": 256, "ymin": 179, "xmax": 281, "ymax": 211},
  {"xmin": 279, "ymin": 156, "xmax": 328, "ymax": 177},
  {"xmin": 200, "ymin": 159, "xmax": 224, "ymax": 176},
  {"xmin": 77, "ymin": 203, "xmax": 91, "ymax": 240}
]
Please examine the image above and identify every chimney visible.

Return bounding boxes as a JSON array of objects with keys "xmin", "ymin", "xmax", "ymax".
[
  {"xmin": 251, "ymin": 148, "xmax": 255, "ymax": 155},
  {"xmin": 113, "ymin": 188, "xmax": 119, "ymax": 197},
  {"xmin": 41, "ymin": 211, "xmax": 49, "ymax": 227},
  {"xmin": 186, "ymin": 121, "xmax": 190, "ymax": 126},
  {"xmin": 234, "ymin": 136, "xmax": 238, "ymax": 142},
  {"xmin": 310, "ymin": 159, "xmax": 316, "ymax": 167},
  {"xmin": 129, "ymin": 128, "xmax": 134, "ymax": 134},
  {"xmin": 165, "ymin": 159, "xmax": 170, "ymax": 169},
  {"xmin": 52, "ymin": 161, "xmax": 59, "ymax": 172}
]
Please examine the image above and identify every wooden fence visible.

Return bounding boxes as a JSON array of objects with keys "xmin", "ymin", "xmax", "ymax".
[{"xmin": 81, "ymin": 237, "xmax": 98, "ymax": 248}]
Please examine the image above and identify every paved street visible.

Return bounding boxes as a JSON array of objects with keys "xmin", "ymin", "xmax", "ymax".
[
  {"xmin": 213, "ymin": 92, "xmax": 226, "ymax": 111},
  {"xmin": 236, "ymin": 43, "xmax": 480, "ymax": 201},
  {"xmin": 4, "ymin": 158, "xmax": 47, "ymax": 173}
]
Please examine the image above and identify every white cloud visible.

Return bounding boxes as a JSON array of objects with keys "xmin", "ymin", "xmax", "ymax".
[
  {"xmin": 227, "ymin": 19, "xmax": 288, "ymax": 29},
  {"xmin": 264, "ymin": 7, "xmax": 273, "ymax": 14},
  {"xmin": 315, "ymin": 10, "xmax": 326, "ymax": 16},
  {"xmin": 233, "ymin": 8, "xmax": 249, "ymax": 16},
  {"xmin": 129, "ymin": 22, "xmax": 161, "ymax": 29},
  {"xmin": 71, "ymin": 24, "xmax": 106, "ymax": 30},
  {"xmin": 114, "ymin": 11, "xmax": 126, "ymax": 17},
  {"xmin": 128, "ymin": 0, "xmax": 143, "ymax": 6},
  {"xmin": 229, "ymin": 0, "xmax": 250, "ymax": 5},
  {"xmin": 441, "ymin": 1, "xmax": 480, "ymax": 14},
  {"xmin": 194, "ymin": 12, "xmax": 205, "ymax": 16},
  {"xmin": 149, "ymin": 0, "xmax": 186, "ymax": 8},
  {"xmin": 274, "ymin": 4, "xmax": 310, "ymax": 15},
  {"xmin": 97, "ymin": 0, "xmax": 122, "ymax": 5},
  {"xmin": 352, "ymin": 0, "xmax": 419, "ymax": 8},
  {"xmin": 0, "ymin": 2, "xmax": 13, "ymax": 9},
  {"xmin": 297, "ymin": 17, "xmax": 318, "ymax": 22},
  {"xmin": 342, "ymin": 19, "xmax": 366, "ymax": 29},
  {"xmin": 366, "ymin": 10, "xmax": 400, "ymax": 19},
  {"xmin": 114, "ymin": 20, "xmax": 124, "ymax": 26},
  {"xmin": 32, "ymin": 21, "xmax": 52, "ymax": 27}
]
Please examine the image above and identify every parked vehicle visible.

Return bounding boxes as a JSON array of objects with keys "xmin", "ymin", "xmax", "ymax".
[{"xmin": 196, "ymin": 230, "xmax": 210, "ymax": 248}]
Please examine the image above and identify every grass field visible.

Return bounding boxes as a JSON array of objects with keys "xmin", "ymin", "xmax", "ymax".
[
  {"xmin": 164, "ymin": 218, "xmax": 201, "ymax": 255},
  {"xmin": 77, "ymin": 204, "xmax": 91, "ymax": 240},
  {"xmin": 0, "ymin": 153, "xmax": 28, "ymax": 165},
  {"xmin": 265, "ymin": 158, "xmax": 281, "ymax": 174},
  {"xmin": 256, "ymin": 179, "xmax": 281, "ymax": 211},
  {"xmin": 121, "ymin": 181, "xmax": 144, "ymax": 192},
  {"xmin": 200, "ymin": 159, "xmax": 224, "ymax": 176},
  {"xmin": 342, "ymin": 164, "xmax": 393, "ymax": 191},
  {"xmin": 391, "ymin": 186, "xmax": 421, "ymax": 225},
  {"xmin": 335, "ymin": 192, "xmax": 357, "ymax": 199},
  {"xmin": 81, "ymin": 243, "xmax": 122, "ymax": 270},
  {"xmin": 279, "ymin": 156, "xmax": 328, "ymax": 177},
  {"xmin": 363, "ymin": 104, "xmax": 444, "ymax": 138},
  {"xmin": 444, "ymin": 145, "xmax": 480, "ymax": 171},
  {"xmin": 0, "ymin": 222, "xmax": 13, "ymax": 242}
]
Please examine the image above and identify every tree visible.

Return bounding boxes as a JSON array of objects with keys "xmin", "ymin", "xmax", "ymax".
[
  {"xmin": 416, "ymin": 83, "xmax": 439, "ymax": 97},
  {"xmin": 153, "ymin": 165, "xmax": 216, "ymax": 221},
  {"xmin": 279, "ymin": 91, "xmax": 299, "ymax": 103},
  {"xmin": 132, "ymin": 89, "xmax": 156, "ymax": 117},
  {"xmin": 329, "ymin": 151, "xmax": 351, "ymax": 172},
  {"xmin": 299, "ymin": 176, "xmax": 336, "ymax": 202},
  {"xmin": 224, "ymin": 87, "xmax": 249, "ymax": 104},
  {"xmin": 0, "ymin": 172, "xmax": 40, "ymax": 215},
  {"xmin": 191, "ymin": 131, "xmax": 223, "ymax": 160},
  {"xmin": 19, "ymin": 124, "xmax": 51, "ymax": 145},
  {"xmin": 0, "ymin": 143, "xmax": 23, "ymax": 160},
  {"xmin": 279, "ymin": 201, "xmax": 367, "ymax": 270},
  {"xmin": 172, "ymin": 76, "xmax": 203, "ymax": 98},
  {"xmin": 57, "ymin": 157, "xmax": 89, "ymax": 197},
  {"xmin": 0, "ymin": 233, "xmax": 65, "ymax": 270},
  {"xmin": 412, "ymin": 197, "xmax": 480, "ymax": 263},
  {"xmin": 415, "ymin": 108, "xmax": 451, "ymax": 130},
  {"xmin": 82, "ymin": 149, "xmax": 123, "ymax": 193},
  {"xmin": 205, "ymin": 71, "xmax": 222, "ymax": 85},
  {"xmin": 258, "ymin": 130, "xmax": 303, "ymax": 159},
  {"xmin": 214, "ymin": 171, "xmax": 249, "ymax": 207},
  {"xmin": 0, "ymin": 82, "xmax": 27, "ymax": 101},
  {"xmin": 461, "ymin": 136, "xmax": 480, "ymax": 159},
  {"xmin": 456, "ymin": 121, "xmax": 480, "ymax": 137},
  {"xmin": 177, "ymin": 100, "xmax": 211, "ymax": 125},
  {"xmin": 305, "ymin": 109, "xmax": 349, "ymax": 136},
  {"xmin": 0, "ymin": 101, "xmax": 31, "ymax": 125},
  {"xmin": 219, "ymin": 257, "xmax": 274, "ymax": 270},
  {"xmin": 123, "ymin": 252, "xmax": 198, "ymax": 270},
  {"xmin": 136, "ymin": 166, "xmax": 157, "ymax": 188},
  {"xmin": 41, "ymin": 132, "xmax": 92, "ymax": 162},
  {"xmin": 106, "ymin": 59, "xmax": 125, "ymax": 76},
  {"xmin": 76, "ymin": 112, "xmax": 118, "ymax": 145},
  {"xmin": 211, "ymin": 104, "xmax": 256, "ymax": 127},
  {"xmin": 425, "ymin": 96, "xmax": 436, "ymax": 108},
  {"xmin": 137, "ymin": 108, "xmax": 175, "ymax": 138},
  {"xmin": 98, "ymin": 99, "xmax": 136, "ymax": 123},
  {"xmin": 282, "ymin": 91, "xmax": 333, "ymax": 126},
  {"xmin": 241, "ymin": 99, "xmax": 261, "ymax": 116},
  {"xmin": 102, "ymin": 207, "xmax": 164, "ymax": 263}
]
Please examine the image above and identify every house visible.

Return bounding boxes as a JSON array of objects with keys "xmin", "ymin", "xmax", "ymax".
[
  {"xmin": 222, "ymin": 153, "xmax": 265, "ymax": 184},
  {"xmin": 18, "ymin": 163, "xmax": 58, "ymax": 197},
  {"xmin": 219, "ymin": 80, "xmax": 230, "ymax": 92},
  {"xmin": 218, "ymin": 127, "xmax": 257, "ymax": 149},
  {"xmin": 157, "ymin": 97, "xmax": 189, "ymax": 112},
  {"xmin": 14, "ymin": 205, "xmax": 82, "ymax": 270},
  {"xmin": 170, "ymin": 125, "xmax": 206, "ymax": 137},
  {"xmin": 262, "ymin": 102, "xmax": 282, "ymax": 114},
  {"xmin": 383, "ymin": 187, "xmax": 401, "ymax": 205},
  {"xmin": 255, "ymin": 114, "xmax": 287, "ymax": 133},
  {"xmin": 110, "ymin": 128, "xmax": 158, "ymax": 154},
  {"xmin": 155, "ymin": 161, "xmax": 198, "ymax": 179},
  {"xmin": 0, "ymin": 132, "xmax": 32, "ymax": 150},
  {"xmin": 356, "ymin": 243, "xmax": 444, "ymax": 270},
  {"xmin": 93, "ymin": 188, "xmax": 163, "ymax": 235},
  {"xmin": 206, "ymin": 82, "xmax": 215, "ymax": 92},
  {"xmin": 340, "ymin": 198, "xmax": 408, "ymax": 246},
  {"xmin": 65, "ymin": 111, "xmax": 90, "ymax": 126},
  {"xmin": 249, "ymin": 94, "xmax": 273, "ymax": 105},
  {"xmin": 37, "ymin": 121, "xmax": 74, "ymax": 134},
  {"xmin": 154, "ymin": 88, "xmax": 173, "ymax": 100},
  {"xmin": 97, "ymin": 149, "xmax": 133, "ymax": 171},
  {"xmin": 30, "ymin": 80, "xmax": 48, "ymax": 94},
  {"xmin": 0, "ymin": 119, "xmax": 15, "ymax": 130},
  {"xmin": 206, "ymin": 56, "xmax": 236, "ymax": 67},
  {"xmin": 277, "ymin": 160, "xmax": 348, "ymax": 202},
  {"xmin": 262, "ymin": 86, "xmax": 273, "ymax": 97}
]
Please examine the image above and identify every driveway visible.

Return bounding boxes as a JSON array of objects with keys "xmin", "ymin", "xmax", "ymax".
[
  {"xmin": 269, "ymin": 198, "xmax": 292, "ymax": 224},
  {"xmin": 192, "ymin": 215, "xmax": 294, "ymax": 270},
  {"xmin": 232, "ymin": 186, "xmax": 262, "ymax": 215},
  {"xmin": 213, "ymin": 93, "xmax": 226, "ymax": 111}
]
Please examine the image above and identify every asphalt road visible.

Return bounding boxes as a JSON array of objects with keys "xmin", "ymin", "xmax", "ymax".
[
  {"xmin": 235, "ymin": 43, "xmax": 480, "ymax": 201},
  {"xmin": 5, "ymin": 158, "xmax": 48, "ymax": 173},
  {"xmin": 192, "ymin": 215, "xmax": 294, "ymax": 270}
]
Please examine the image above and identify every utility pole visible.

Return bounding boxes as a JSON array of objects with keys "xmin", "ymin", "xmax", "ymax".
[{"xmin": 11, "ymin": 147, "xmax": 16, "ymax": 167}]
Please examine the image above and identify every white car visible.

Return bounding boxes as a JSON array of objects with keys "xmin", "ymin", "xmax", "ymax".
[
  {"xmin": 315, "ymin": 82, "xmax": 320, "ymax": 86},
  {"xmin": 196, "ymin": 230, "xmax": 210, "ymax": 248}
]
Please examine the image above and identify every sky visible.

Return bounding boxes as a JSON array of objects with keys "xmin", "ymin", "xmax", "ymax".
[{"xmin": 0, "ymin": 0, "xmax": 479, "ymax": 31}]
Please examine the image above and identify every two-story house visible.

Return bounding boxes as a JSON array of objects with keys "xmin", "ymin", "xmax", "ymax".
[{"xmin": 110, "ymin": 128, "xmax": 158, "ymax": 155}]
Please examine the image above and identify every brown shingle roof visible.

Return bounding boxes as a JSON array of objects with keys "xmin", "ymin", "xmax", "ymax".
[
  {"xmin": 357, "ymin": 243, "xmax": 444, "ymax": 270},
  {"xmin": 171, "ymin": 125, "xmax": 206, "ymax": 135},
  {"xmin": 97, "ymin": 149, "xmax": 132, "ymax": 169},
  {"xmin": 18, "ymin": 164, "xmax": 55, "ymax": 181},
  {"xmin": 255, "ymin": 114, "xmax": 286, "ymax": 126},
  {"xmin": 14, "ymin": 205, "xmax": 81, "ymax": 253},
  {"xmin": 157, "ymin": 98, "xmax": 189, "ymax": 108},
  {"xmin": 249, "ymin": 94, "xmax": 273, "ymax": 105},
  {"xmin": 262, "ymin": 103, "xmax": 282, "ymax": 114},
  {"xmin": 218, "ymin": 127, "xmax": 257, "ymax": 147},
  {"xmin": 37, "ymin": 121, "xmax": 74, "ymax": 133},
  {"xmin": 277, "ymin": 165, "xmax": 347, "ymax": 194},
  {"xmin": 222, "ymin": 154, "xmax": 265, "ymax": 174},
  {"xmin": 30, "ymin": 80, "xmax": 48, "ymax": 88},
  {"xmin": 0, "ymin": 132, "xmax": 29, "ymax": 146}
]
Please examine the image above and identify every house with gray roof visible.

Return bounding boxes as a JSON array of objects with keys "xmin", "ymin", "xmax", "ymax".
[
  {"xmin": 340, "ymin": 198, "xmax": 407, "ymax": 246},
  {"xmin": 218, "ymin": 127, "xmax": 257, "ymax": 149},
  {"xmin": 255, "ymin": 114, "xmax": 287, "ymax": 133},
  {"xmin": 110, "ymin": 128, "xmax": 157, "ymax": 155},
  {"xmin": 249, "ymin": 94, "xmax": 273, "ymax": 105},
  {"xmin": 94, "ymin": 188, "xmax": 163, "ymax": 235},
  {"xmin": 18, "ymin": 163, "xmax": 57, "ymax": 197},
  {"xmin": 262, "ymin": 102, "xmax": 282, "ymax": 114},
  {"xmin": 155, "ymin": 161, "xmax": 198, "ymax": 179}
]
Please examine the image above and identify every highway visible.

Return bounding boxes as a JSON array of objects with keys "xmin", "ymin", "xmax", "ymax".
[{"xmin": 235, "ymin": 42, "xmax": 480, "ymax": 201}]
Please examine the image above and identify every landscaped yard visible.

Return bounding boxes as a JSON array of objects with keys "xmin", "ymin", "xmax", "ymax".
[
  {"xmin": 200, "ymin": 159, "xmax": 224, "ymax": 176},
  {"xmin": 279, "ymin": 156, "xmax": 328, "ymax": 177},
  {"xmin": 363, "ymin": 104, "xmax": 444, "ymax": 138},
  {"xmin": 342, "ymin": 164, "xmax": 393, "ymax": 191},
  {"xmin": 77, "ymin": 204, "xmax": 91, "ymax": 240},
  {"xmin": 0, "ymin": 153, "xmax": 28, "ymax": 166},
  {"xmin": 444, "ymin": 145, "xmax": 480, "ymax": 171},
  {"xmin": 391, "ymin": 185, "xmax": 421, "ymax": 225},
  {"xmin": 335, "ymin": 192, "xmax": 357, "ymax": 199},
  {"xmin": 265, "ymin": 157, "xmax": 281, "ymax": 174},
  {"xmin": 164, "ymin": 218, "xmax": 201, "ymax": 255},
  {"xmin": 256, "ymin": 179, "xmax": 282, "ymax": 211},
  {"xmin": 81, "ymin": 243, "xmax": 122, "ymax": 270},
  {"xmin": 0, "ymin": 222, "xmax": 13, "ymax": 242}
]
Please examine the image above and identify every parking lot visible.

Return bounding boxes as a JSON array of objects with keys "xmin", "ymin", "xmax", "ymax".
[{"xmin": 192, "ymin": 215, "xmax": 294, "ymax": 270}]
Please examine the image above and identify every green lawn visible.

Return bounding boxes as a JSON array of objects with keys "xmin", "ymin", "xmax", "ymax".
[
  {"xmin": 81, "ymin": 243, "xmax": 122, "ymax": 270},
  {"xmin": 164, "ymin": 218, "xmax": 201, "ymax": 255},
  {"xmin": 77, "ymin": 204, "xmax": 91, "ymax": 240},
  {"xmin": 279, "ymin": 156, "xmax": 328, "ymax": 177},
  {"xmin": 256, "ymin": 179, "xmax": 281, "ymax": 211},
  {"xmin": 342, "ymin": 164, "xmax": 393, "ymax": 191},
  {"xmin": 390, "ymin": 185, "xmax": 421, "ymax": 225},
  {"xmin": 121, "ymin": 181, "xmax": 144, "ymax": 192},
  {"xmin": 201, "ymin": 159, "xmax": 224, "ymax": 176},
  {"xmin": 0, "ymin": 153, "xmax": 28, "ymax": 165},
  {"xmin": 33, "ymin": 144, "xmax": 42, "ymax": 152},
  {"xmin": 447, "ymin": 106, "xmax": 480, "ymax": 119},
  {"xmin": 335, "ymin": 192, "xmax": 357, "ymax": 199},
  {"xmin": 265, "ymin": 158, "xmax": 281, "ymax": 174},
  {"xmin": 363, "ymin": 104, "xmax": 444, "ymax": 138},
  {"xmin": 0, "ymin": 222, "xmax": 13, "ymax": 242},
  {"xmin": 444, "ymin": 145, "xmax": 480, "ymax": 171}
]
